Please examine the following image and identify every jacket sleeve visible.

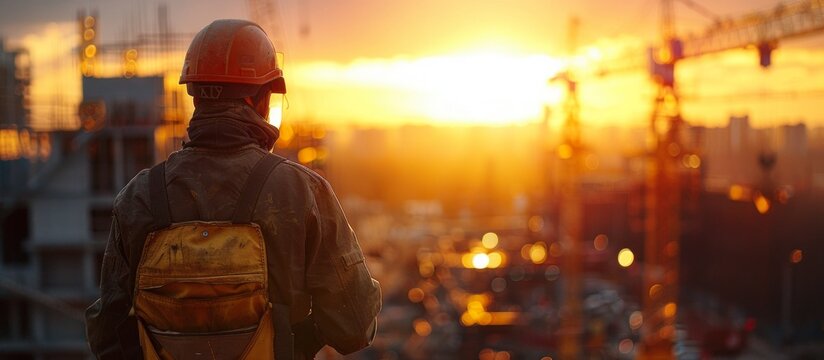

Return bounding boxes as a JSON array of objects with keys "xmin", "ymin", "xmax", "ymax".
[
  {"xmin": 305, "ymin": 178, "xmax": 382, "ymax": 355},
  {"xmin": 85, "ymin": 213, "xmax": 137, "ymax": 359}
]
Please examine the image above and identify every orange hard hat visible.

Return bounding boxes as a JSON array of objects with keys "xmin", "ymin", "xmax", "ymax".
[{"xmin": 180, "ymin": 19, "xmax": 286, "ymax": 99}]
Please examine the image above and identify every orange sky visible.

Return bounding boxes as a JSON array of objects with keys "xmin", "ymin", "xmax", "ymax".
[{"xmin": 4, "ymin": 0, "xmax": 824, "ymax": 129}]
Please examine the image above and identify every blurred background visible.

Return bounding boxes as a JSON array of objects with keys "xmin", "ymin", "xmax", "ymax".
[{"xmin": 1, "ymin": 0, "xmax": 824, "ymax": 359}]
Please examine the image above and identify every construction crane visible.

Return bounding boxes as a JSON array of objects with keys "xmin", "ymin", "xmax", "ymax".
[
  {"xmin": 551, "ymin": 16, "xmax": 585, "ymax": 360},
  {"xmin": 641, "ymin": 0, "xmax": 685, "ymax": 357},
  {"xmin": 247, "ymin": 0, "xmax": 284, "ymax": 50},
  {"xmin": 642, "ymin": 1, "xmax": 824, "ymax": 358},
  {"xmin": 248, "ymin": 0, "xmax": 313, "ymax": 43},
  {"xmin": 680, "ymin": 0, "xmax": 824, "ymax": 62},
  {"xmin": 547, "ymin": 0, "xmax": 824, "ymax": 358}
]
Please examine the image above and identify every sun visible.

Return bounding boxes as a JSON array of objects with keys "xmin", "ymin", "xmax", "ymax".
[{"xmin": 291, "ymin": 50, "xmax": 566, "ymax": 126}]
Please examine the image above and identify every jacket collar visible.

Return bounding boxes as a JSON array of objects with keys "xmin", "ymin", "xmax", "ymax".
[{"xmin": 184, "ymin": 100, "xmax": 280, "ymax": 151}]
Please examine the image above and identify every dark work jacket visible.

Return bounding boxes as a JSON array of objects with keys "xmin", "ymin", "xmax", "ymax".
[{"xmin": 85, "ymin": 115, "xmax": 381, "ymax": 359}]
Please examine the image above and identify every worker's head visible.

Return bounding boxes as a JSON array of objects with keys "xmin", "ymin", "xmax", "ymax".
[{"xmin": 180, "ymin": 19, "xmax": 286, "ymax": 124}]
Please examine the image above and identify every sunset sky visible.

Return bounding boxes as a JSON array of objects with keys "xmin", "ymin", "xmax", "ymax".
[{"xmin": 1, "ymin": 0, "xmax": 823, "ymax": 129}]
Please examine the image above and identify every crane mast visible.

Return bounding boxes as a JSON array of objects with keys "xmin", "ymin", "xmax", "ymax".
[
  {"xmin": 247, "ymin": 0, "xmax": 284, "ymax": 50},
  {"xmin": 642, "ymin": 0, "xmax": 683, "ymax": 356},
  {"xmin": 556, "ymin": 17, "xmax": 584, "ymax": 359}
]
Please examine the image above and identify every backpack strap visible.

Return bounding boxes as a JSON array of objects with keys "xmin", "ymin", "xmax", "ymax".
[
  {"xmin": 232, "ymin": 154, "xmax": 286, "ymax": 224},
  {"xmin": 234, "ymin": 154, "xmax": 291, "ymax": 359},
  {"xmin": 148, "ymin": 161, "xmax": 172, "ymax": 229}
]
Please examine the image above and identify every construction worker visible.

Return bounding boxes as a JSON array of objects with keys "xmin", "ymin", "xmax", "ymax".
[{"xmin": 85, "ymin": 19, "xmax": 381, "ymax": 360}]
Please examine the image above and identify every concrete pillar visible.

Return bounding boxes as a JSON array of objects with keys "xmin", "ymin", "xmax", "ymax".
[
  {"xmin": 31, "ymin": 305, "xmax": 44, "ymax": 344},
  {"xmin": 113, "ymin": 130, "xmax": 125, "ymax": 190},
  {"xmin": 83, "ymin": 247, "xmax": 95, "ymax": 294},
  {"xmin": 9, "ymin": 299, "xmax": 21, "ymax": 339}
]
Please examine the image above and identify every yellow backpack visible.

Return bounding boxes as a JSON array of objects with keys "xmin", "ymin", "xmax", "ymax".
[{"xmin": 132, "ymin": 155, "xmax": 291, "ymax": 360}]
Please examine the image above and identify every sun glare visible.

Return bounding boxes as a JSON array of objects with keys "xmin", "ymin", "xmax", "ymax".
[
  {"xmin": 292, "ymin": 51, "xmax": 565, "ymax": 126},
  {"xmin": 268, "ymin": 94, "xmax": 284, "ymax": 128}
]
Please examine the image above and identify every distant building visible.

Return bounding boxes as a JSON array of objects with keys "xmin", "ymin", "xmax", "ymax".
[
  {"xmin": 774, "ymin": 123, "xmax": 809, "ymax": 190},
  {"xmin": 0, "ymin": 75, "xmax": 183, "ymax": 359},
  {"xmin": 0, "ymin": 39, "xmax": 30, "ymax": 128},
  {"xmin": 690, "ymin": 115, "xmax": 813, "ymax": 193},
  {"xmin": 728, "ymin": 114, "xmax": 751, "ymax": 154},
  {"xmin": 810, "ymin": 127, "xmax": 824, "ymax": 193},
  {"xmin": 776, "ymin": 123, "xmax": 807, "ymax": 156},
  {"xmin": 0, "ymin": 39, "xmax": 34, "ymax": 196}
]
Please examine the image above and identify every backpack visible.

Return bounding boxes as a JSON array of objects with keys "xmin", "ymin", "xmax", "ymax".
[{"xmin": 132, "ymin": 155, "xmax": 292, "ymax": 360}]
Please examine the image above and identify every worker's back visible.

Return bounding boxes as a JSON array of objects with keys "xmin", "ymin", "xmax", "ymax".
[
  {"xmin": 87, "ymin": 126, "xmax": 381, "ymax": 359},
  {"xmin": 119, "ymin": 143, "xmax": 320, "ymax": 324},
  {"xmin": 134, "ymin": 148, "xmax": 288, "ymax": 359},
  {"xmin": 86, "ymin": 19, "xmax": 380, "ymax": 360}
]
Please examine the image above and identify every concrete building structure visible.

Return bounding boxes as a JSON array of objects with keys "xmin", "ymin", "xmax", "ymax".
[
  {"xmin": 0, "ymin": 74, "xmax": 181, "ymax": 359},
  {"xmin": 0, "ymin": 39, "xmax": 33, "ymax": 196},
  {"xmin": 0, "ymin": 39, "xmax": 29, "ymax": 129}
]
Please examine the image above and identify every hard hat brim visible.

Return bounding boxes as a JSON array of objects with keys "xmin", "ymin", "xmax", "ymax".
[{"xmin": 180, "ymin": 68, "xmax": 283, "ymax": 85}]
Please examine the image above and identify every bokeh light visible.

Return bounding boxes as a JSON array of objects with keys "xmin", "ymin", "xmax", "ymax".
[
  {"xmin": 618, "ymin": 248, "xmax": 635, "ymax": 267},
  {"xmin": 487, "ymin": 251, "xmax": 505, "ymax": 268},
  {"xmin": 663, "ymin": 302, "xmax": 677, "ymax": 318},
  {"xmin": 593, "ymin": 234, "xmax": 608, "ymax": 251},
  {"xmin": 491, "ymin": 277, "xmax": 507, "ymax": 293},
  {"xmin": 618, "ymin": 338, "xmax": 634, "ymax": 354},
  {"xmin": 629, "ymin": 311, "xmax": 643, "ymax": 330},
  {"xmin": 528, "ymin": 216, "xmax": 544, "ymax": 232},
  {"xmin": 408, "ymin": 288, "xmax": 425, "ymax": 303},
  {"xmin": 791, "ymin": 249, "xmax": 803, "ymax": 264},
  {"xmin": 413, "ymin": 319, "xmax": 432, "ymax": 336},
  {"xmin": 544, "ymin": 265, "xmax": 561, "ymax": 281},
  {"xmin": 754, "ymin": 193, "xmax": 771, "ymax": 214},
  {"xmin": 482, "ymin": 232, "xmax": 499, "ymax": 249},
  {"xmin": 472, "ymin": 253, "xmax": 490, "ymax": 269},
  {"xmin": 529, "ymin": 242, "xmax": 548, "ymax": 264},
  {"xmin": 649, "ymin": 284, "xmax": 663, "ymax": 299}
]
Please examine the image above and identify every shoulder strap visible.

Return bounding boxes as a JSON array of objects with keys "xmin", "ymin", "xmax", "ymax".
[
  {"xmin": 148, "ymin": 161, "xmax": 172, "ymax": 229},
  {"xmin": 232, "ymin": 154, "xmax": 286, "ymax": 224}
]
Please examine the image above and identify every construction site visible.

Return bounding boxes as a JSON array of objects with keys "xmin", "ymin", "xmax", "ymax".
[{"xmin": 1, "ymin": 0, "xmax": 824, "ymax": 359}]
